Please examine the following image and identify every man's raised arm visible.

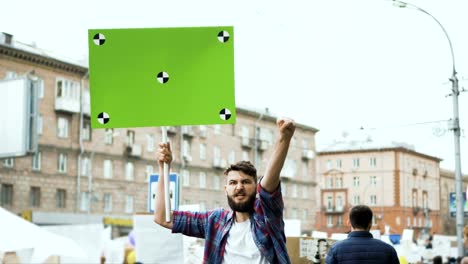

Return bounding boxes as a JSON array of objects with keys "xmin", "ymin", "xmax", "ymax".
[
  {"xmin": 260, "ymin": 118, "xmax": 296, "ymax": 193},
  {"xmin": 153, "ymin": 142, "xmax": 174, "ymax": 229}
]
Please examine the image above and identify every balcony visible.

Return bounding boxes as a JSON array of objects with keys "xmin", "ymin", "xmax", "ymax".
[
  {"xmin": 183, "ymin": 154, "xmax": 192, "ymax": 162},
  {"xmin": 55, "ymin": 97, "xmax": 80, "ymax": 113},
  {"xmin": 323, "ymin": 206, "xmax": 346, "ymax": 214},
  {"xmin": 213, "ymin": 158, "xmax": 227, "ymax": 169},
  {"xmin": 125, "ymin": 144, "xmax": 142, "ymax": 158},
  {"xmin": 181, "ymin": 126, "xmax": 194, "ymax": 137},
  {"xmin": 167, "ymin": 126, "xmax": 177, "ymax": 134},
  {"xmin": 412, "ymin": 206, "xmax": 421, "ymax": 215},
  {"xmin": 241, "ymin": 137, "xmax": 252, "ymax": 148},
  {"xmin": 258, "ymin": 140, "xmax": 268, "ymax": 151},
  {"xmin": 302, "ymin": 149, "xmax": 315, "ymax": 160}
]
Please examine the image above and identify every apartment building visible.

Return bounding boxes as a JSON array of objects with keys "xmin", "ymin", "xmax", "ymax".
[
  {"xmin": 315, "ymin": 139, "xmax": 442, "ymax": 238},
  {"xmin": 440, "ymin": 169, "xmax": 468, "ymax": 235},
  {"xmin": 0, "ymin": 33, "xmax": 319, "ymax": 236}
]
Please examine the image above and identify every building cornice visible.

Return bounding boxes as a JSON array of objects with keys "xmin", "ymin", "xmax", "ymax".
[
  {"xmin": 236, "ymin": 107, "xmax": 319, "ymax": 133},
  {"xmin": 318, "ymin": 147, "xmax": 442, "ymax": 162},
  {"xmin": 0, "ymin": 44, "xmax": 88, "ymax": 75}
]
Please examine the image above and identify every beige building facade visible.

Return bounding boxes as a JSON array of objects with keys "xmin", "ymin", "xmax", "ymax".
[
  {"xmin": 440, "ymin": 169, "xmax": 468, "ymax": 235},
  {"xmin": 0, "ymin": 33, "xmax": 319, "ymax": 235},
  {"xmin": 316, "ymin": 140, "xmax": 442, "ymax": 238}
]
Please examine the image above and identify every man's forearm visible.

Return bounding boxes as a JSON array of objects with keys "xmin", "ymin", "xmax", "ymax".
[
  {"xmin": 153, "ymin": 165, "xmax": 172, "ymax": 228},
  {"xmin": 261, "ymin": 136, "xmax": 291, "ymax": 193}
]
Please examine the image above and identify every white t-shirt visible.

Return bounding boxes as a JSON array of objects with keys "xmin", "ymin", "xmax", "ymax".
[{"xmin": 222, "ymin": 219, "xmax": 270, "ymax": 264}]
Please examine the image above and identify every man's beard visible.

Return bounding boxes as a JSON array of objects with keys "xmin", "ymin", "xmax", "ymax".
[{"xmin": 227, "ymin": 191, "xmax": 256, "ymax": 213}]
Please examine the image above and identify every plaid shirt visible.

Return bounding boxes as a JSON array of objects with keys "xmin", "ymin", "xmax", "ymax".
[{"xmin": 172, "ymin": 183, "xmax": 291, "ymax": 264}]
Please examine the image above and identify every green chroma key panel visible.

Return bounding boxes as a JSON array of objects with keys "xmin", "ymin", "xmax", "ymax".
[{"xmin": 88, "ymin": 26, "xmax": 236, "ymax": 128}]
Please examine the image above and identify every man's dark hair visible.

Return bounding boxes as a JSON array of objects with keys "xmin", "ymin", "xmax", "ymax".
[
  {"xmin": 349, "ymin": 205, "xmax": 373, "ymax": 230},
  {"xmin": 433, "ymin": 255, "xmax": 443, "ymax": 264},
  {"xmin": 224, "ymin": 161, "xmax": 257, "ymax": 182}
]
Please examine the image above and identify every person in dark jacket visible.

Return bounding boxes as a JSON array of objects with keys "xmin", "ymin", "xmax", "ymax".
[{"xmin": 325, "ymin": 205, "xmax": 400, "ymax": 264}]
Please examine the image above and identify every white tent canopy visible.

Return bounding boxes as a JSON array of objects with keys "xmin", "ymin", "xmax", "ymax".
[{"xmin": 0, "ymin": 207, "xmax": 87, "ymax": 262}]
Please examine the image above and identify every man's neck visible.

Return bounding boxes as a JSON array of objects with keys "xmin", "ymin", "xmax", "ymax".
[
  {"xmin": 351, "ymin": 228, "xmax": 369, "ymax": 232},
  {"xmin": 234, "ymin": 211, "xmax": 250, "ymax": 222}
]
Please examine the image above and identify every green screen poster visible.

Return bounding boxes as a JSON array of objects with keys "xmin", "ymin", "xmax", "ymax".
[{"xmin": 88, "ymin": 26, "xmax": 236, "ymax": 128}]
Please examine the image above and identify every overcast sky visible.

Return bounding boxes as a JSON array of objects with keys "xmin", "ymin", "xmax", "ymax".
[{"xmin": 2, "ymin": 0, "xmax": 467, "ymax": 171}]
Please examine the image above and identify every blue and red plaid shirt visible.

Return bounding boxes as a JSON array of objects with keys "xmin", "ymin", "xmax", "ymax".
[{"xmin": 172, "ymin": 182, "xmax": 291, "ymax": 264}]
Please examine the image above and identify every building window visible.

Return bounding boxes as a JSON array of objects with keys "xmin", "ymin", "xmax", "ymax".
[
  {"xmin": 423, "ymin": 192, "xmax": 428, "ymax": 209},
  {"xmin": 80, "ymin": 192, "xmax": 89, "ymax": 212},
  {"xmin": 103, "ymin": 193, "xmax": 112, "ymax": 212},
  {"xmin": 352, "ymin": 158, "xmax": 360, "ymax": 168},
  {"xmin": 353, "ymin": 176, "xmax": 360, "ymax": 187},
  {"xmin": 147, "ymin": 134, "xmax": 155, "ymax": 152},
  {"xmin": 127, "ymin": 130, "xmax": 135, "ymax": 145},
  {"xmin": 291, "ymin": 208, "xmax": 298, "ymax": 219},
  {"xmin": 336, "ymin": 159, "xmax": 342, "ymax": 168},
  {"xmin": 370, "ymin": 176, "xmax": 377, "ymax": 187},
  {"xmin": 182, "ymin": 170, "xmax": 190, "ymax": 187},
  {"xmin": 336, "ymin": 196, "xmax": 343, "ymax": 210},
  {"xmin": 56, "ymin": 189, "xmax": 66, "ymax": 208},
  {"xmin": 125, "ymin": 162, "xmax": 134, "ymax": 181},
  {"xmin": 125, "ymin": 195, "xmax": 134, "ymax": 213},
  {"xmin": 200, "ymin": 143, "xmax": 207, "ymax": 160},
  {"xmin": 104, "ymin": 129, "xmax": 114, "ymax": 145},
  {"xmin": 213, "ymin": 175, "xmax": 220, "ymax": 190},
  {"xmin": 282, "ymin": 183, "xmax": 287, "ymax": 197},
  {"xmin": 336, "ymin": 176, "xmax": 343, "ymax": 188},
  {"xmin": 1, "ymin": 184, "xmax": 13, "ymax": 206},
  {"xmin": 32, "ymin": 152, "xmax": 41, "ymax": 171},
  {"xmin": 326, "ymin": 160, "xmax": 332, "ymax": 170},
  {"xmin": 57, "ymin": 117, "xmax": 69, "ymax": 138},
  {"xmin": 29, "ymin": 187, "xmax": 41, "ymax": 207},
  {"xmin": 353, "ymin": 195, "xmax": 360, "ymax": 205},
  {"xmin": 183, "ymin": 139, "xmax": 191, "ymax": 158},
  {"xmin": 327, "ymin": 196, "xmax": 333, "ymax": 209},
  {"xmin": 302, "ymin": 186, "xmax": 308, "ymax": 199},
  {"xmin": 214, "ymin": 146, "xmax": 221, "ymax": 160},
  {"xmin": 56, "ymin": 78, "xmax": 79, "ymax": 99},
  {"xmin": 259, "ymin": 128, "xmax": 273, "ymax": 145},
  {"xmin": 370, "ymin": 157, "xmax": 377, "ymax": 167},
  {"xmin": 81, "ymin": 156, "xmax": 90, "ymax": 176},
  {"xmin": 214, "ymin": 125, "xmax": 221, "ymax": 135},
  {"xmin": 302, "ymin": 161, "xmax": 308, "ymax": 178},
  {"xmin": 103, "ymin": 160, "xmax": 113, "ymax": 179},
  {"xmin": 242, "ymin": 150, "xmax": 249, "ymax": 161},
  {"xmin": 303, "ymin": 209, "xmax": 308, "ymax": 220},
  {"xmin": 370, "ymin": 195, "xmax": 377, "ymax": 205},
  {"xmin": 228, "ymin": 150, "xmax": 235, "ymax": 165},
  {"xmin": 37, "ymin": 79, "xmax": 44, "ymax": 98},
  {"xmin": 58, "ymin": 153, "xmax": 67, "ymax": 173},
  {"xmin": 82, "ymin": 120, "xmax": 91, "ymax": 141},
  {"xmin": 412, "ymin": 190, "xmax": 418, "ymax": 207},
  {"xmin": 37, "ymin": 115, "xmax": 43, "ymax": 135},
  {"xmin": 242, "ymin": 126, "xmax": 249, "ymax": 145},
  {"xmin": 292, "ymin": 184, "xmax": 298, "ymax": 198},
  {"xmin": 337, "ymin": 215, "xmax": 343, "ymax": 226},
  {"xmin": 283, "ymin": 158, "xmax": 297, "ymax": 177},
  {"xmin": 327, "ymin": 177, "xmax": 333, "ymax": 188},
  {"xmin": 3, "ymin": 158, "xmax": 14, "ymax": 168},
  {"xmin": 327, "ymin": 215, "xmax": 333, "ymax": 227},
  {"xmin": 199, "ymin": 172, "xmax": 207, "ymax": 189},
  {"xmin": 199, "ymin": 125, "xmax": 207, "ymax": 137},
  {"xmin": 301, "ymin": 139, "xmax": 308, "ymax": 150},
  {"xmin": 145, "ymin": 165, "xmax": 154, "ymax": 181}
]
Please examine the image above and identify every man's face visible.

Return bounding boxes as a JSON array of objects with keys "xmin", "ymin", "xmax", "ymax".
[{"xmin": 224, "ymin": 170, "xmax": 257, "ymax": 213}]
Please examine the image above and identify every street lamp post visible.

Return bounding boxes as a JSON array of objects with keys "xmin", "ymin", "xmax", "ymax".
[{"xmin": 393, "ymin": 0, "xmax": 464, "ymax": 256}]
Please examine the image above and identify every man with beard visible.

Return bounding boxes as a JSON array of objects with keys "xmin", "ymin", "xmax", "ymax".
[{"xmin": 154, "ymin": 118, "xmax": 295, "ymax": 264}]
